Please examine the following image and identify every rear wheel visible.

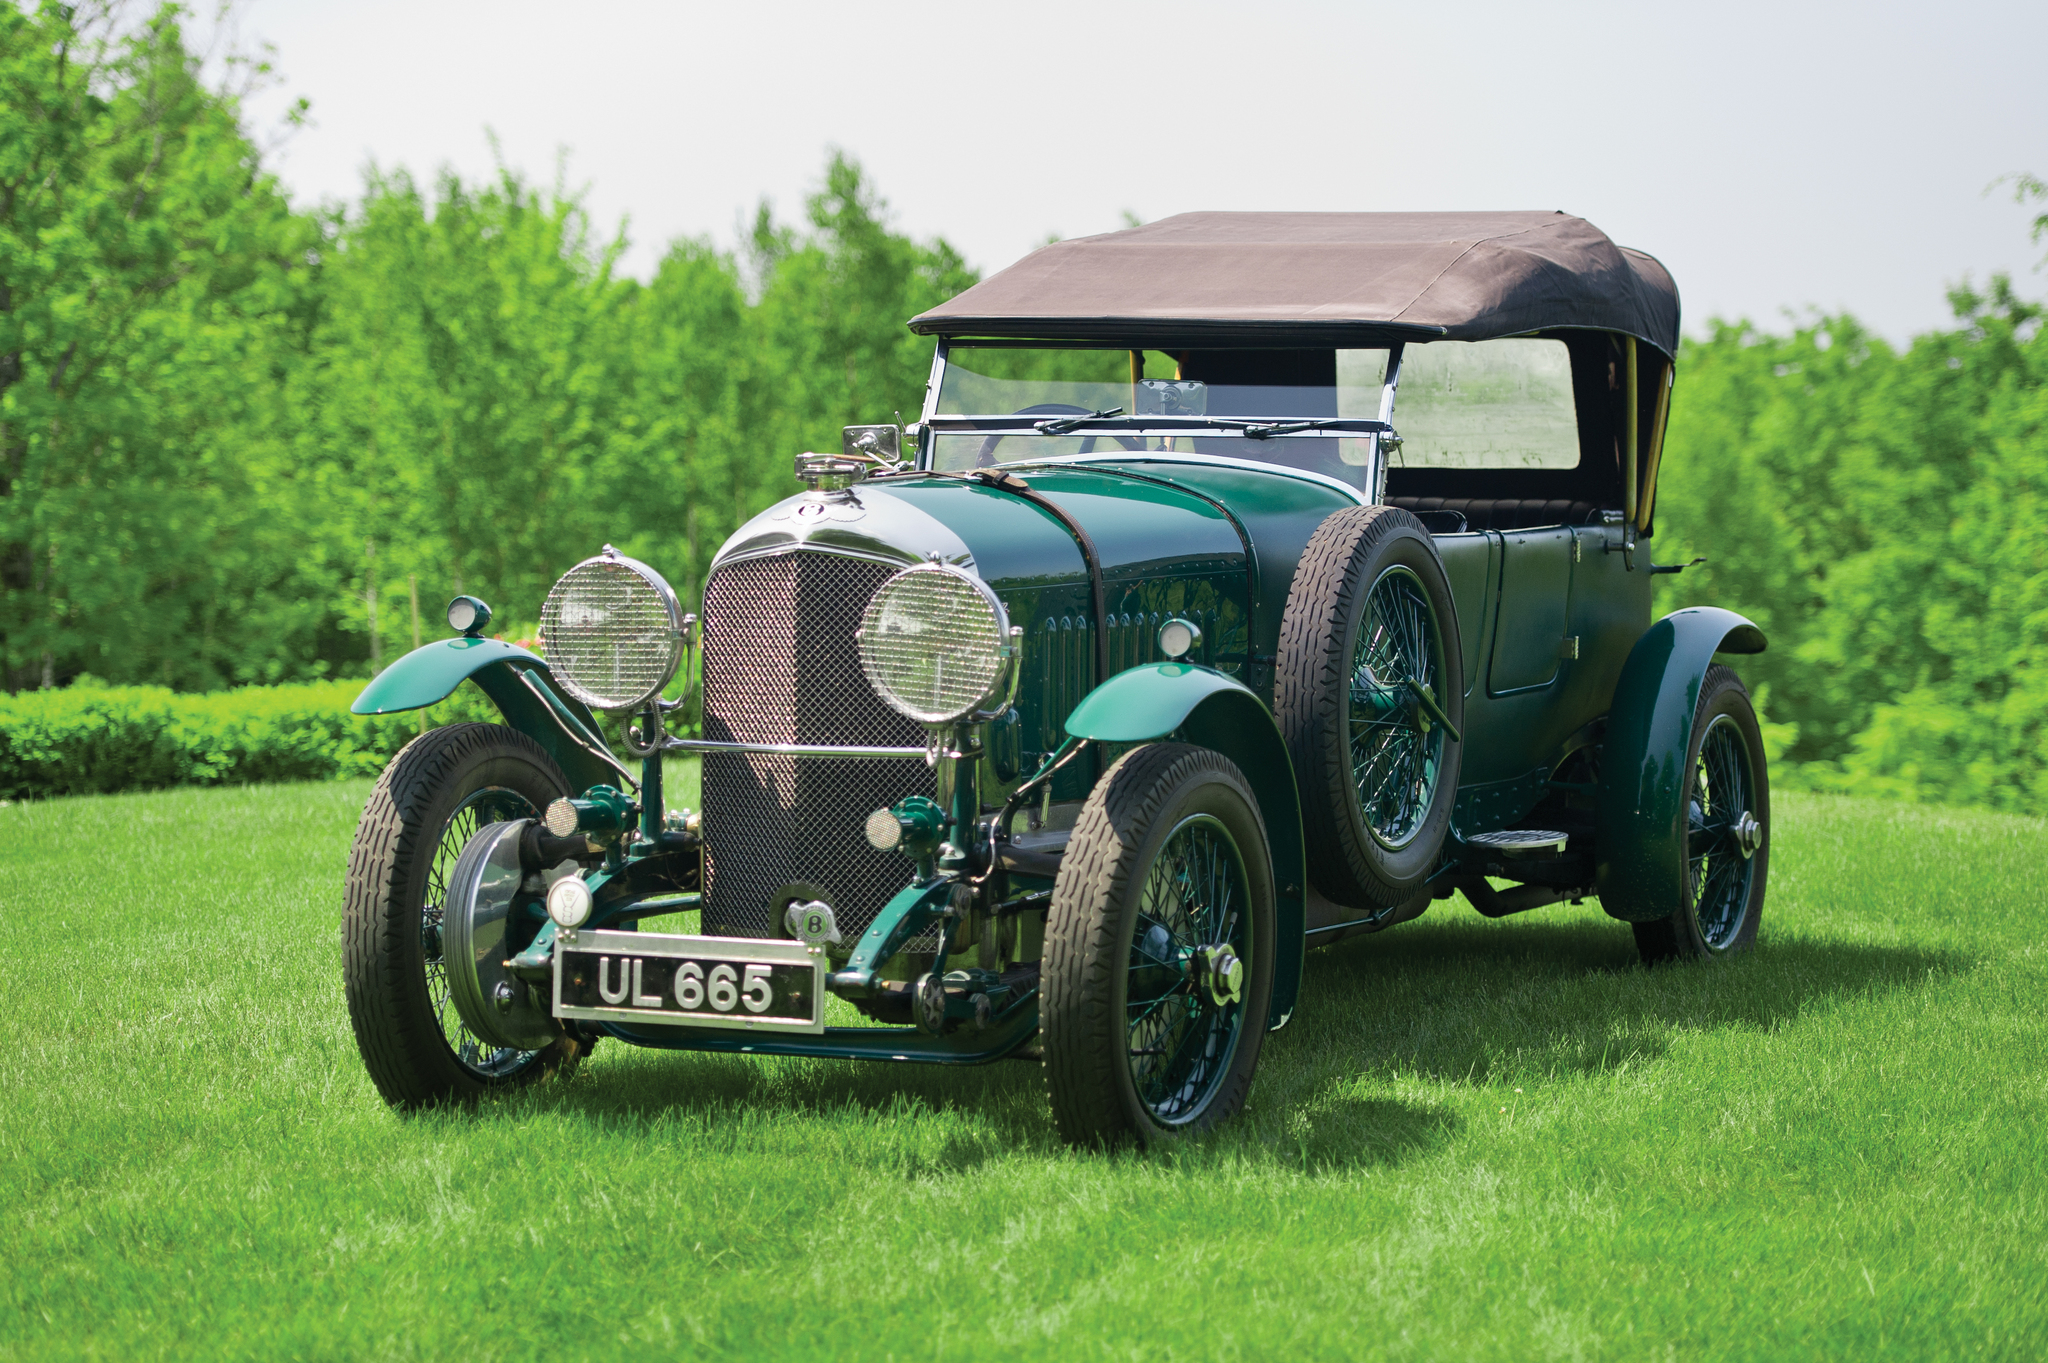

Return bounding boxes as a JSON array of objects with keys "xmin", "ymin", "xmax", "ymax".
[
  {"xmin": 1042, "ymin": 744, "xmax": 1276, "ymax": 1148},
  {"xmin": 1634, "ymin": 665, "xmax": 1770, "ymax": 963},
  {"xmin": 1278, "ymin": 505, "xmax": 1465, "ymax": 908},
  {"xmin": 344, "ymin": 722, "xmax": 585, "ymax": 1108}
]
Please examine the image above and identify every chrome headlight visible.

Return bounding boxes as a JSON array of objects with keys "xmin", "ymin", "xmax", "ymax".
[
  {"xmin": 856, "ymin": 563, "xmax": 1014, "ymax": 725},
  {"xmin": 538, "ymin": 545, "xmax": 683, "ymax": 712}
]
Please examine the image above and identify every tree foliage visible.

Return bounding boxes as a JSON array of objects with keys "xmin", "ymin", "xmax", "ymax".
[
  {"xmin": 0, "ymin": 4, "xmax": 964, "ymax": 688},
  {"xmin": 0, "ymin": 1, "xmax": 319, "ymax": 690},
  {"xmin": 1654, "ymin": 278, "xmax": 2048, "ymax": 810},
  {"xmin": 3, "ymin": 9, "xmax": 2046, "ymax": 814}
]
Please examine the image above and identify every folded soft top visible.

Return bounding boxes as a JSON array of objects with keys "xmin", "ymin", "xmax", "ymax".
[{"xmin": 910, "ymin": 210, "xmax": 1679, "ymax": 358}]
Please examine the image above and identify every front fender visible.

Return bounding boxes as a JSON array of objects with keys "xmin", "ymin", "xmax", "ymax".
[
  {"xmin": 353, "ymin": 637, "xmax": 538, "ymax": 715},
  {"xmin": 351, "ymin": 638, "xmax": 621, "ymax": 796},
  {"xmin": 1065, "ymin": 664, "xmax": 1305, "ymax": 1031},
  {"xmin": 1595, "ymin": 607, "xmax": 1767, "ymax": 922}
]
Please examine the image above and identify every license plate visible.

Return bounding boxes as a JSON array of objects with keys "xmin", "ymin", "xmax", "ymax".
[{"xmin": 552, "ymin": 929, "xmax": 825, "ymax": 1033}]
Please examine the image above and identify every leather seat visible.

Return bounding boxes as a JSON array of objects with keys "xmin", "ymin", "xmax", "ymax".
[{"xmin": 1389, "ymin": 496, "xmax": 1603, "ymax": 532}]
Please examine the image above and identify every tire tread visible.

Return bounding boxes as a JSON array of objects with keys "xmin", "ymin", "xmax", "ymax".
[
  {"xmin": 1042, "ymin": 743, "xmax": 1272, "ymax": 1147},
  {"xmin": 343, "ymin": 722, "xmax": 576, "ymax": 1108},
  {"xmin": 1276, "ymin": 505, "xmax": 1464, "ymax": 907}
]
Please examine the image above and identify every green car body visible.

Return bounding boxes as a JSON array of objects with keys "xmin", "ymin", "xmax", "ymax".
[{"xmin": 346, "ymin": 211, "xmax": 1774, "ymax": 1140}]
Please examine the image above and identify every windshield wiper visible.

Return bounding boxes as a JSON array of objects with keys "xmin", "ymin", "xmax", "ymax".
[
  {"xmin": 1237, "ymin": 418, "xmax": 1342, "ymax": 440},
  {"xmin": 1034, "ymin": 407, "xmax": 1123, "ymax": 435}
]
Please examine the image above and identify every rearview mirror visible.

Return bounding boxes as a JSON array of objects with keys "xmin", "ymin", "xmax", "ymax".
[{"xmin": 842, "ymin": 424, "xmax": 901, "ymax": 465}]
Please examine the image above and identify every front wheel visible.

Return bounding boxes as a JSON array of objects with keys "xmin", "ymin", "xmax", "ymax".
[
  {"xmin": 343, "ymin": 722, "xmax": 586, "ymax": 1108},
  {"xmin": 1633, "ymin": 665, "xmax": 1770, "ymax": 964},
  {"xmin": 1042, "ymin": 743, "xmax": 1277, "ymax": 1148}
]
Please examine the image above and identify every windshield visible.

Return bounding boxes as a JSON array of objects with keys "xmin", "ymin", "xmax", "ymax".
[{"xmin": 928, "ymin": 346, "xmax": 1392, "ymax": 488}]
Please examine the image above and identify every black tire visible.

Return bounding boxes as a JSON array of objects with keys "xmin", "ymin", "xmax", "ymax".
[
  {"xmin": 1634, "ymin": 665, "xmax": 1770, "ymax": 964},
  {"xmin": 1277, "ymin": 505, "xmax": 1465, "ymax": 908},
  {"xmin": 344, "ymin": 722, "xmax": 585, "ymax": 1108},
  {"xmin": 1042, "ymin": 743, "xmax": 1276, "ymax": 1148}
]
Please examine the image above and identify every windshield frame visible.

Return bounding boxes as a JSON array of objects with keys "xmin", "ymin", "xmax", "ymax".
[{"xmin": 915, "ymin": 339, "xmax": 1409, "ymax": 496}]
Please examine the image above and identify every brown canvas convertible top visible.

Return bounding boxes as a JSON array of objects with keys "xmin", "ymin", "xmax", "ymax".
[{"xmin": 910, "ymin": 211, "xmax": 1680, "ymax": 358}]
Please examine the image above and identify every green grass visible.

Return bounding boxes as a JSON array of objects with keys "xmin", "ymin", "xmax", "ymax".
[{"xmin": 3, "ymin": 783, "xmax": 2044, "ymax": 1360}]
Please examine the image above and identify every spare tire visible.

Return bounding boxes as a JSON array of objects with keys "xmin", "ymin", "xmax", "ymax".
[{"xmin": 1277, "ymin": 505, "xmax": 1465, "ymax": 908}]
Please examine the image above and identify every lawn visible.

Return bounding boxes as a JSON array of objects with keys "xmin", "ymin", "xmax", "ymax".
[{"xmin": 2, "ymin": 780, "xmax": 2043, "ymax": 1360}]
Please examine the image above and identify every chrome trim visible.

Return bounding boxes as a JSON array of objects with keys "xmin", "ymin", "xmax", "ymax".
[
  {"xmin": 710, "ymin": 542, "xmax": 909, "ymax": 572},
  {"xmin": 1008, "ymin": 451, "xmax": 1370, "ymax": 505},
  {"xmin": 708, "ymin": 486, "xmax": 977, "ymax": 577},
  {"xmin": 1375, "ymin": 342, "xmax": 1405, "ymax": 504},
  {"xmin": 540, "ymin": 546, "xmax": 687, "ymax": 713},
  {"xmin": 665, "ymin": 737, "xmax": 927, "ymax": 759},
  {"xmin": 857, "ymin": 561, "xmax": 1017, "ymax": 726},
  {"xmin": 919, "ymin": 339, "xmax": 948, "ymax": 438}
]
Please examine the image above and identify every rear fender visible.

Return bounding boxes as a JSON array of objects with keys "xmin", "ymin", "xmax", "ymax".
[
  {"xmin": 351, "ymin": 638, "xmax": 622, "ymax": 796},
  {"xmin": 1595, "ymin": 607, "xmax": 1767, "ymax": 921},
  {"xmin": 1064, "ymin": 663, "xmax": 1305, "ymax": 1030}
]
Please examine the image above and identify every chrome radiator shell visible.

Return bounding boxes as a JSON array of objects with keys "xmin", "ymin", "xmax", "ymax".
[{"xmin": 698, "ymin": 549, "xmax": 936, "ymax": 941}]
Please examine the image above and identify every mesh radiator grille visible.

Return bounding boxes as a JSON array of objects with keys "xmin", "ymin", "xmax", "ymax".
[{"xmin": 700, "ymin": 552, "xmax": 936, "ymax": 940}]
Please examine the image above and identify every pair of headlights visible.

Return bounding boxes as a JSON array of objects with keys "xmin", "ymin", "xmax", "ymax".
[{"xmin": 532, "ymin": 550, "xmax": 1017, "ymax": 727}]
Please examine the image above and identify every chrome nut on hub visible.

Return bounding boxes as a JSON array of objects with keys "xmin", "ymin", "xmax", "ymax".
[
  {"xmin": 1733, "ymin": 810, "xmax": 1763, "ymax": 858},
  {"xmin": 1200, "ymin": 945, "xmax": 1245, "ymax": 1006}
]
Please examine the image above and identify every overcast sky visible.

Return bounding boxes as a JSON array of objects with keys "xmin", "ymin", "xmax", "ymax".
[{"xmin": 226, "ymin": 0, "xmax": 2047, "ymax": 344}]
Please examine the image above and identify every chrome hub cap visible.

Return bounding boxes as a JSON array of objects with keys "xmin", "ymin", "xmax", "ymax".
[
  {"xmin": 1197, "ymin": 944, "xmax": 1245, "ymax": 1006},
  {"xmin": 1732, "ymin": 810, "xmax": 1763, "ymax": 859},
  {"xmin": 425, "ymin": 786, "xmax": 545, "ymax": 1080}
]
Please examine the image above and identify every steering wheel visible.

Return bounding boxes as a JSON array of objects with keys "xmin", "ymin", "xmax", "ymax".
[{"xmin": 974, "ymin": 403, "xmax": 1145, "ymax": 467}]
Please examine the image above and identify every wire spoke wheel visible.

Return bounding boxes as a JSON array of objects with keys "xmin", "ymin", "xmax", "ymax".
[
  {"xmin": 1279, "ymin": 505, "xmax": 1463, "ymax": 909},
  {"xmin": 344, "ymin": 722, "xmax": 581, "ymax": 1109},
  {"xmin": 422, "ymin": 786, "xmax": 543, "ymax": 1081},
  {"xmin": 1632, "ymin": 664, "xmax": 1770, "ymax": 965},
  {"xmin": 1349, "ymin": 566, "xmax": 1448, "ymax": 850},
  {"xmin": 1124, "ymin": 814, "xmax": 1251, "ymax": 1125},
  {"xmin": 1043, "ymin": 743, "xmax": 1276, "ymax": 1147},
  {"xmin": 1686, "ymin": 715, "xmax": 1758, "ymax": 951}
]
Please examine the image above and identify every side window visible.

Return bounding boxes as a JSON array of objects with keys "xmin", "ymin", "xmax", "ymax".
[{"xmin": 1392, "ymin": 339, "xmax": 1578, "ymax": 469}]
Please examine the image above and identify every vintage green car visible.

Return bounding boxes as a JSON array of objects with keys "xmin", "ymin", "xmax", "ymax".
[{"xmin": 342, "ymin": 211, "xmax": 1768, "ymax": 1146}]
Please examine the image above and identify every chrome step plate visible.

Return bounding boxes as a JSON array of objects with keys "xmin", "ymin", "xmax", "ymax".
[{"xmin": 1467, "ymin": 828, "xmax": 1571, "ymax": 858}]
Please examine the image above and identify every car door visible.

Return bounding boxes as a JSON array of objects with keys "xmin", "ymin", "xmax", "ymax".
[
  {"xmin": 1431, "ymin": 531, "xmax": 1498, "ymax": 696},
  {"xmin": 1488, "ymin": 526, "xmax": 1577, "ymax": 694}
]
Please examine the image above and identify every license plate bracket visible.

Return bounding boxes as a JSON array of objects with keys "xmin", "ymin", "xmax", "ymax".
[{"xmin": 553, "ymin": 929, "xmax": 825, "ymax": 1034}]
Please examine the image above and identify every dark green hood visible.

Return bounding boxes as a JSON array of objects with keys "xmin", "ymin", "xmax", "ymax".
[{"xmin": 710, "ymin": 458, "xmax": 1363, "ymax": 708}]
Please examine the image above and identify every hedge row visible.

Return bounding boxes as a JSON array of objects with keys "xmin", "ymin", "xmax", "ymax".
[{"xmin": 0, "ymin": 679, "xmax": 501, "ymax": 799}]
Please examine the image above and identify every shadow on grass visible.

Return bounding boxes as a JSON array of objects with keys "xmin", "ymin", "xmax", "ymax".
[
  {"xmin": 503, "ymin": 1046, "xmax": 1460, "ymax": 1175},
  {"xmin": 447, "ymin": 909, "xmax": 1954, "ymax": 1174},
  {"xmin": 1268, "ymin": 910, "xmax": 1967, "ymax": 1089}
]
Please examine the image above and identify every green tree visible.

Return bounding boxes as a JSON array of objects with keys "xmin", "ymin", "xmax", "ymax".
[
  {"xmin": 296, "ymin": 164, "xmax": 642, "ymax": 649},
  {"xmin": 0, "ymin": 1, "xmax": 323, "ymax": 690},
  {"xmin": 747, "ymin": 151, "xmax": 975, "ymax": 463},
  {"xmin": 1655, "ymin": 280, "xmax": 2048, "ymax": 809}
]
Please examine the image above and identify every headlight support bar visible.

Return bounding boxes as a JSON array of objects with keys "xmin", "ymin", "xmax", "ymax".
[{"xmin": 662, "ymin": 737, "xmax": 928, "ymax": 759}]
